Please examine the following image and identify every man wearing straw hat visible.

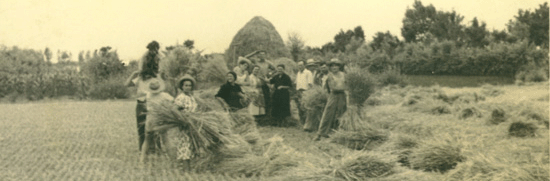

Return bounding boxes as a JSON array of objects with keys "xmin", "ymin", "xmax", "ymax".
[
  {"xmin": 314, "ymin": 58, "xmax": 348, "ymax": 141},
  {"xmin": 294, "ymin": 60, "xmax": 314, "ymax": 125}
]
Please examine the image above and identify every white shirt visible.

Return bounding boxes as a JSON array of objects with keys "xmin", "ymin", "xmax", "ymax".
[{"xmin": 296, "ymin": 69, "xmax": 313, "ymax": 91}]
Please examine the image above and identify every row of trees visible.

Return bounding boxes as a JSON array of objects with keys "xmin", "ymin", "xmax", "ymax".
[{"xmin": 284, "ymin": 1, "xmax": 549, "ymax": 79}]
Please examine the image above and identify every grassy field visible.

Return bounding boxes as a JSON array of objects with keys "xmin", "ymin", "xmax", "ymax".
[{"xmin": 0, "ymin": 83, "xmax": 548, "ymax": 180}]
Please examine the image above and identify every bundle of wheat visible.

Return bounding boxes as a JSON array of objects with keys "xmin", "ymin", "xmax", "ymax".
[
  {"xmin": 487, "ymin": 107, "xmax": 507, "ymax": 125},
  {"xmin": 147, "ymin": 101, "xmax": 236, "ymax": 156},
  {"xmin": 329, "ymin": 128, "xmax": 389, "ymax": 150},
  {"xmin": 301, "ymin": 86, "xmax": 329, "ymax": 131},
  {"xmin": 332, "ymin": 151, "xmax": 396, "ymax": 180},
  {"xmin": 508, "ymin": 121, "xmax": 538, "ymax": 137},
  {"xmin": 458, "ymin": 106, "xmax": 482, "ymax": 119},
  {"xmin": 230, "ymin": 109, "xmax": 260, "ymax": 144},
  {"xmin": 409, "ymin": 143, "xmax": 465, "ymax": 173},
  {"xmin": 214, "ymin": 136, "xmax": 299, "ymax": 178}
]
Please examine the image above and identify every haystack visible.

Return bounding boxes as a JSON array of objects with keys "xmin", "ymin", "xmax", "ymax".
[{"xmin": 225, "ymin": 16, "xmax": 290, "ymax": 68}]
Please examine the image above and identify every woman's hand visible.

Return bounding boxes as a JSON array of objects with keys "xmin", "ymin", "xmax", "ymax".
[{"xmin": 277, "ymin": 86, "xmax": 289, "ymax": 90}]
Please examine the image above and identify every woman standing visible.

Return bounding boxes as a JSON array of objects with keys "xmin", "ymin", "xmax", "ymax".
[
  {"xmin": 314, "ymin": 59, "xmax": 347, "ymax": 141},
  {"xmin": 215, "ymin": 72, "xmax": 246, "ymax": 112},
  {"xmin": 233, "ymin": 57, "xmax": 251, "ymax": 86},
  {"xmin": 245, "ymin": 65, "xmax": 266, "ymax": 116},
  {"xmin": 166, "ymin": 75, "xmax": 198, "ymax": 171},
  {"xmin": 269, "ymin": 64, "xmax": 292, "ymax": 126}
]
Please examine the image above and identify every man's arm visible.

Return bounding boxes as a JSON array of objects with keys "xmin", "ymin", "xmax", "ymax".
[{"xmin": 125, "ymin": 71, "xmax": 140, "ymax": 87}]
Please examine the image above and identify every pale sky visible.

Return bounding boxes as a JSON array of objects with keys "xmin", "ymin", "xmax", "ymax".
[{"xmin": 0, "ymin": 0, "xmax": 547, "ymax": 63}]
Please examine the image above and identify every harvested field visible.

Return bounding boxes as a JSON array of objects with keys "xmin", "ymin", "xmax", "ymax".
[{"xmin": 1, "ymin": 83, "xmax": 548, "ymax": 180}]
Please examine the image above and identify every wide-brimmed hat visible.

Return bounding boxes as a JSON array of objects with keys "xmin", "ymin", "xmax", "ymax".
[
  {"xmin": 145, "ymin": 77, "xmax": 166, "ymax": 94},
  {"xmin": 306, "ymin": 59, "xmax": 317, "ymax": 66},
  {"xmin": 177, "ymin": 74, "xmax": 196, "ymax": 90},
  {"xmin": 327, "ymin": 58, "xmax": 344, "ymax": 66},
  {"xmin": 237, "ymin": 56, "xmax": 252, "ymax": 65}
]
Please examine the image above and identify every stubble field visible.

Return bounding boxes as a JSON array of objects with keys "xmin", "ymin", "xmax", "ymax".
[{"xmin": 1, "ymin": 83, "xmax": 548, "ymax": 181}]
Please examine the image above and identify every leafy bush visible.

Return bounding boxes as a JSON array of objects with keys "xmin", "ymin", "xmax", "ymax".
[
  {"xmin": 375, "ymin": 67, "xmax": 409, "ymax": 87},
  {"xmin": 87, "ymin": 75, "xmax": 129, "ymax": 100},
  {"xmin": 80, "ymin": 51, "xmax": 125, "ymax": 82}
]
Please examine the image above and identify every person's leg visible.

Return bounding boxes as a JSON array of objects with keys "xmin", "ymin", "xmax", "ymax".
[
  {"xmin": 136, "ymin": 101, "xmax": 147, "ymax": 151},
  {"xmin": 315, "ymin": 94, "xmax": 336, "ymax": 140}
]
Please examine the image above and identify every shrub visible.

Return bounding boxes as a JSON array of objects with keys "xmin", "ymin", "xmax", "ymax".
[
  {"xmin": 508, "ymin": 121, "xmax": 537, "ymax": 137},
  {"xmin": 81, "ymin": 51, "xmax": 125, "ymax": 81},
  {"xmin": 376, "ymin": 67, "xmax": 409, "ymax": 87},
  {"xmin": 87, "ymin": 76, "xmax": 129, "ymax": 100}
]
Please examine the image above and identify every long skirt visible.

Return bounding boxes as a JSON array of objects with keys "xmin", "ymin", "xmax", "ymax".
[
  {"xmin": 271, "ymin": 88, "xmax": 291, "ymax": 119},
  {"xmin": 317, "ymin": 92, "xmax": 347, "ymax": 137},
  {"xmin": 246, "ymin": 87, "xmax": 266, "ymax": 116}
]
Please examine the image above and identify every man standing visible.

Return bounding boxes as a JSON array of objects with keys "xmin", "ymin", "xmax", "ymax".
[
  {"xmin": 294, "ymin": 60, "xmax": 313, "ymax": 125},
  {"xmin": 314, "ymin": 61, "xmax": 329, "ymax": 88}
]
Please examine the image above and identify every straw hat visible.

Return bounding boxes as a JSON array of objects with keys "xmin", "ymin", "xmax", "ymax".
[
  {"xmin": 145, "ymin": 77, "xmax": 166, "ymax": 94},
  {"xmin": 237, "ymin": 56, "xmax": 252, "ymax": 65},
  {"xmin": 177, "ymin": 74, "xmax": 197, "ymax": 90},
  {"xmin": 327, "ymin": 58, "xmax": 344, "ymax": 66},
  {"xmin": 306, "ymin": 59, "xmax": 317, "ymax": 66}
]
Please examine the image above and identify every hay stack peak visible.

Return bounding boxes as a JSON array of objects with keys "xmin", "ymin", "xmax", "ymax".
[{"xmin": 226, "ymin": 16, "xmax": 290, "ymax": 67}]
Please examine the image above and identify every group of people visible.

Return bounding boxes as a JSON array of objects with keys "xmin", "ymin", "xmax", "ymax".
[
  {"xmin": 214, "ymin": 52, "xmax": 349, "ymax": 141},
  {"xmin": 292, "ymin": 58, "xmax": 348, "ymax": 141},
  {"xmin": 125, "ymin": 41, "xmax": 201, "ymax": 167},
  {"xmin": 126, "ymin": 41, "xmax": 348, "ymax": 167}
]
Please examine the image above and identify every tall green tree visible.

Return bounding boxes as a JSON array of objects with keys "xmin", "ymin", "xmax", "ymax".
[
  {"xmin": 464, "ymin": 17, "xmax": 489, "ymax": 47},
  {"xmin": 44, "ymin": 47, "xmax": 52, "ymax": 64},
  {"xmin": 286, "ymin": 32, "xmax": 305, "ymax": 62},
  {"xmin": 184, "ymin": 39, "xmax": 194, "ymax": 49},
  {"xmin": 508, "ymin": 2, "xmax": 549, "ymax": 47},
  {"xmin": 369, "ymin": 31, "xmax": 402, "ymax": 58},
  {"xmin": 401, "ymin": 0, "xmax": 465, "ymax": 43},
  {"xmin": 78, "ymin": 51, "xmax": 85, "ymax": 63}
]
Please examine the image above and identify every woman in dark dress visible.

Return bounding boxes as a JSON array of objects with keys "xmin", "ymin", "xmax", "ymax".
[
  {"xmin": 215, "ymin": 71, "xmax": 246, "ymax": 112},
  {"xmin": 269, "ymin": 64, "xmax": 292, "ymax": 126}
]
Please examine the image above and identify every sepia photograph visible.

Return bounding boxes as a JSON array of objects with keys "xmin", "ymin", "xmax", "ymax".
[{"xmin": 0, "ymin": 0, "xmax": 548, "ymax": 180}]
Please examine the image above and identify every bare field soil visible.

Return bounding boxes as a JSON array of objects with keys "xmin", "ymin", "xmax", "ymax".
[{"xmin": 0, "ymin": 83, "xmax": 548, "ymax": 180}]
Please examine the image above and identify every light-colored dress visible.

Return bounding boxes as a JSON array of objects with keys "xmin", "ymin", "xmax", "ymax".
[
  {"xmin": 171, "ymin": 93, "xmax": 198, "ymax": 160},
  {"xmin": 245, "ymin": 74, "xmax": 265, "ymax": 116}
]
